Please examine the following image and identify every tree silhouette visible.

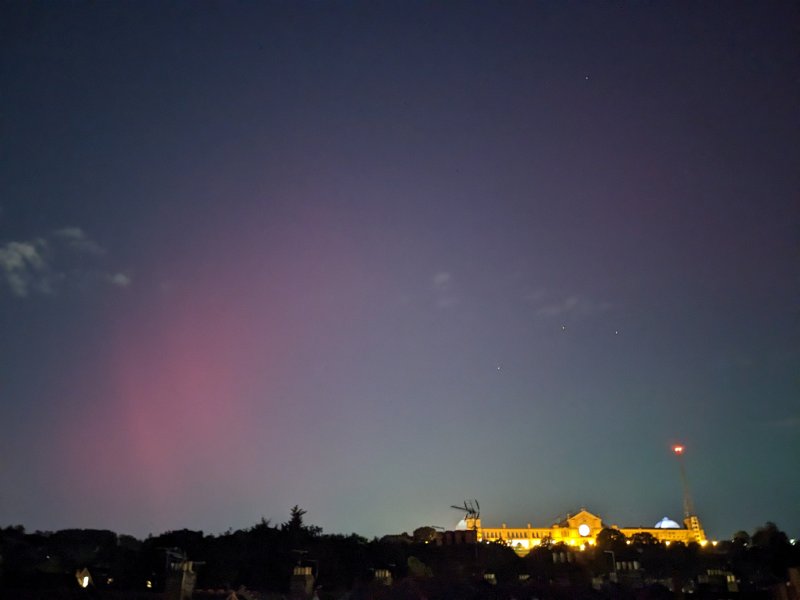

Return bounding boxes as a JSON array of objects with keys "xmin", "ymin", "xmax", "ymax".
[
  {"xmin": 732, "ymin": 530, "xmax": 751, "ymax": 547},
  {"xmin": 630, "ymin": 531, "xmax": 658, "ymax": 547},
  {"xmin": 595, "ymin": 527, "xmax": 627, "ymax": 552},
  {"xmin": 750, "ymin": 521, "xmax": 793, "ymax": 583},
  {"xmin": 412, "ymin": 527, "xmax": 437, "ymax": 543},
  {"xmin": 283, "ymin": 505, "xmax": 307, "ymax": 532}
]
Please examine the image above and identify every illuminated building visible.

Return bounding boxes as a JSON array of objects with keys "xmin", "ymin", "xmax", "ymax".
[
  {"xmin": 454, "ymin": 446, "xmax": 706, "ymax": 554},
  {"xmin": 467, "ymin": 508, "xmax": 706, "ymax": 553}
]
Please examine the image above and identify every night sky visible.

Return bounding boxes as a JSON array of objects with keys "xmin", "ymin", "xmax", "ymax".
[{"xmin": 2, "ymin": 2, "xmax": 798, "ymax": 541}]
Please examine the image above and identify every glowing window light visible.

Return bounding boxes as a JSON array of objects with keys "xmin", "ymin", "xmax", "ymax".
[{"xmin": 75, "ymin": 568, "xmax": 92, "ymax": 588}]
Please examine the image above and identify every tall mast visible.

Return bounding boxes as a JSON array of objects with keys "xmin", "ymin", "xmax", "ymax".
[{"xmin": 672, "ymin": 444, "xmax": 694, "ymax": 518}]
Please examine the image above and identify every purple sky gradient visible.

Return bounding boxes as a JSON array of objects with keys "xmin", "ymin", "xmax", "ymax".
[{"xmin": 1, "ymin": 1, "xmax": 798, "ymax": 540}]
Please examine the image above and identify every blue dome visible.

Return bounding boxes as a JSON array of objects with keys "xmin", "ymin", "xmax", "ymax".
[{"xmin": 654, "ymin": 517, "xmax": 681, "ymax": 529}]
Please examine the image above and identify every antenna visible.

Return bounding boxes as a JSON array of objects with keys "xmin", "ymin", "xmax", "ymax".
[
  {"xmin": 449, "ymin": 499, "xmax": 481, "ymax": 559},
  {"xmin": 449, "ymin": 499, "xmax": 480, "ymax": 521},
  {"xmin": 672, "ymin": 444, "xmax": 694, "ymax": 518}
]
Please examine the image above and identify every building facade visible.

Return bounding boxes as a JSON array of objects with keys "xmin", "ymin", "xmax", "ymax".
[{"xmin": 470, "ymin": 508, "xmax": 706, "ymax": 553}]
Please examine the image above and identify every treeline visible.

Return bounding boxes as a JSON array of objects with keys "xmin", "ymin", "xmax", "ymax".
[{"xmin": 1, "ymin": 508, "xmax": 798, "ymax": 599}]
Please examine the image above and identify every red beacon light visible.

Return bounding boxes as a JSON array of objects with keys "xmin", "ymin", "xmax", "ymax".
[{"xmin": 672, "ymin": 445, "xmax": 685, "ymax": 455}]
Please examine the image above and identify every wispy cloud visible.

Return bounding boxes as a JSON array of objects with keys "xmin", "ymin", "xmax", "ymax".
[
  {"xmin": 763, "ymin": 416, "xmax": 800, "ymax": 429},
  {"xmin": 536, "ymin": 294, "xmax": 580, "ymax": 317},
  {"xmin": 527, "ymin": 291, "xmax": 612, "ymax": 319},
  {"xmin": 109, "ymin": 272, "xmax": 132, "ymax": 288},
  {"xmin": 432, "ymin": 271, "xmax": 458, "ymax": 309},
  {"xmin": 432, "ymin": 272, "xmax": 451, "ymax": 290},
  {"xmin": 0, "ymin": 228, "xmax": 130, "ymax": 298},
  {"xmin": 0, "ymin": 239, "xmax": 50, "ymax": 297},
  {"xmin": 54, "ymin": 227, "xmax": 106, "ymax": 256}
]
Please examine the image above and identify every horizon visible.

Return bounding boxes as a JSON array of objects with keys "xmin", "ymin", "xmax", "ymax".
[{"xmin": 7, "ymin": 482, "xmax": 795, "ymax": 542}]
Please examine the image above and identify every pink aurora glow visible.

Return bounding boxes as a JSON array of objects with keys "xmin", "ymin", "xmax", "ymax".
[{"xmin": 52, "ymin": 212, "xmax": 375, "ymax": 532}]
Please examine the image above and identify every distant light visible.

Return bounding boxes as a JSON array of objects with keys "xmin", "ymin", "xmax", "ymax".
[
  {"xmin": 75, "ymin": 569, "xmax": 92, "ymax": 589},
  {"xmin": 672, "ymin": 445, "xmax": 684, "ymax": 455},
  {"xmin": 146, "ymin": 580, "xmax": 153, "ymax": 589}
]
